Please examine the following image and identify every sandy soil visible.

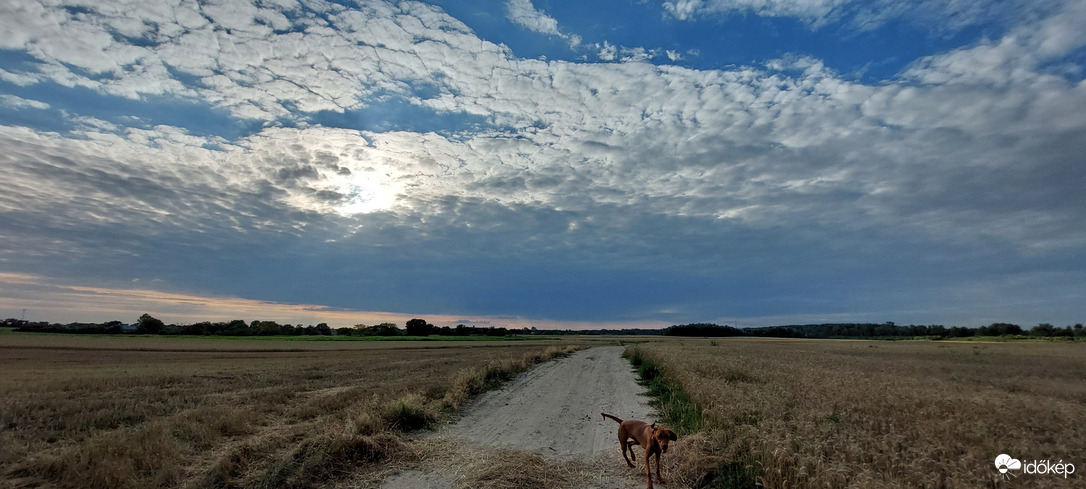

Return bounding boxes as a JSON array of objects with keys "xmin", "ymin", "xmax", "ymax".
[{"xmin": 378, "ymin": 346, "xmax": 659, "ymax": 488}]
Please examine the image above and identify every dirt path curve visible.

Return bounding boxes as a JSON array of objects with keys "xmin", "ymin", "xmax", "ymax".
[{"xmin": 379, "ymin": 346, "xmax": 657, "ymax": 488}]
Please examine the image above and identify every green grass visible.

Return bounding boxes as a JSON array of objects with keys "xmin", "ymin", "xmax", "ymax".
[
  {"xmin": 626, "ymin": 349, "xmax": 702, "ymax": 434},
  {"xmin": 626, "ymin": 346, "xmax": 761, "ymax": 489}
]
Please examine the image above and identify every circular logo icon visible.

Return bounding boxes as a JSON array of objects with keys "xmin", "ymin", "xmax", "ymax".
[{"xmin": 995, "ymin": 454, "xmax": 1022, "ymax": 474}]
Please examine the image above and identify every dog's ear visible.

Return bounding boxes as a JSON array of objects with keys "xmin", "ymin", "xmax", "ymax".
[
  {"xmin": 651, "ymin": 422, "xmax": 656, "ymax": 428},
  {"xmin": 666, "ymin": 429, "xmax": 677, "ymax": 441}
]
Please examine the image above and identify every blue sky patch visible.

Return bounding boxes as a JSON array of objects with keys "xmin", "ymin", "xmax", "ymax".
[
  {"xmin": 308, "ymin": 95, "xmax": 492, "ymax": 136},
  {"xmin": 0, "ymin": 81, "xmax": 257, "ymax": 140}
]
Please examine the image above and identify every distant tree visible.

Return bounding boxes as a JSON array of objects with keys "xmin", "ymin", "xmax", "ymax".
[
  {"xmin": 254, "ymin": 321, "xmax": 281, "ymax": 336},
  {"xmin": 136, "ymin": 313, "xmax": 165, "ymax": 334},
  {"xmin": 361, "ymin": 323, "xmax": 403, "ymax": 336},
  {"xmin": 178, "ymin": 321, "xmax": 208, "ymax": 335},
  {"xmin": 987, "ymin": 323, "xmax": 1023, "ymax": 336},
  {"xmin": 947, "ymin": 326, "xmax": 975, "ymax": 337},
  {"xmin": 223, "ymin": 319, "xmax": 250, "ymax": 335},
  {"xmin": 315, "ymin": 323, "xmax": 332, "ymax": 336},
  {"xmin": 406, "ymin": 318, "xmax": 434, "ymax": 336},
  {"xmin": 1030, "ymin": 323, "xmax": 1056, "ymax": 337},
  {"xmin": 353, "ymin": 323, "xmax": 398, "ymax": 336}
]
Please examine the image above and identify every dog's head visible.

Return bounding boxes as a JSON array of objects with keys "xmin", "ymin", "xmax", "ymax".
[{"xmin": 651, "ymin": 424, "xmax": 678, "ymax": 453}]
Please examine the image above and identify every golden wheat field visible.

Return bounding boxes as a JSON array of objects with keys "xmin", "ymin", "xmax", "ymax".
[
  {"xmin": 0, "ymin": 334, "xmax": 583, "ymax": 489},
  {"xmin": 629, "ymin": 338, "xmax": 1085, "ymax": 489}
]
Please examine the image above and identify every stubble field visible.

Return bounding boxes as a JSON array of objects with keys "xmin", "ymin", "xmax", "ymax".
[
  {"xmin": 628, "ymin": 338, "xmax": 1085, "ymax": 488},
  {"xmin": 0, "ymin": 333, "xmax": 586, "ymax": 488}
]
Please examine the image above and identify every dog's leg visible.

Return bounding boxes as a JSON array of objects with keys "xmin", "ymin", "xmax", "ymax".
[
  {"xmin": 620, "ymin": 439, "xmax": 635, "ymax": 467},
  {"xmin": 654, "ymin": 451, "xmax": 666, "ymax": 484},
  {"xmin": 643, "ymin": 447, "xmax": 654, "ymax": 489}
]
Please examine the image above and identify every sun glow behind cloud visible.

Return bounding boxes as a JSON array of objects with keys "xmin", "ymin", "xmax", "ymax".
[
  {"xmin": 335, "ymin": 174, "xmax": 400, "ymax": 215},
  {"xmin": 294, "ymin": 164, "xmax": 403, "ymax": 216}
]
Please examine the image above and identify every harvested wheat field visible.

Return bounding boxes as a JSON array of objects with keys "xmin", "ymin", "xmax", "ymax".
[
  {"xmin": 0, "ymin": 334, "xmax": 586, "ymax": 489},
  {"xmin": 627, "ymin": 338, "xmax": 1085, "ymax": 488}
]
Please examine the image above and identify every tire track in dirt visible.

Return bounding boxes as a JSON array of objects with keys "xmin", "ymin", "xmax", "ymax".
[{"xmin": 379, "ymin": 346, "xmax": 657, "ymax": 488}]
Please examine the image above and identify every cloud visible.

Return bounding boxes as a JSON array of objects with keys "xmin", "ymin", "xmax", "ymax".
[
  {"xmin": 6, "ymin": 0, "xmax": 1083, "ymax": 255},
  {"xmin": 903, "ymin": 1, "xmax": 1086, "ymax": 87},
  {"xmin": 0, "ymin": 0, "xmax": 488, "ymax": 120},
  {"xmin": 0, "ymin": 94, "xmax": 49, "ymax": 110},
  {"xmin": 506, "ymin": 0, "xmax": 561, "ymax": 36},
  {"xmin": 597, "ymin": 41, "xmax": 618, "ymax": 61},
  {"xmin": 505, "ymin": 0, "xmax": 581, "ymax": 48}
]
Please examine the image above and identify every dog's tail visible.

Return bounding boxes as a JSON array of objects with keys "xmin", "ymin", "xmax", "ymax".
[{"xmin": 600, "ymin": 412, "xmax": 624, "ymax": 424}]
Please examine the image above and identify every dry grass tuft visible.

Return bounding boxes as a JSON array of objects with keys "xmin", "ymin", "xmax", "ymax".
[
  {"xmin": 380, "ymin": 394, "xmax": 439, "ymax": 433},
  {"xmin": 454, "ymin": 449, "xmax": 594, "ymax": 489},
  {"xmin": 457, "ymin": 449, "xmax": 563, "ymax": 489},
  {"xmin": 256, "ymin": 429, "xmax": 410, "ymax": 488},
  {"xmin": 664, "ymin": 429, "xmax": 757, "ymax": 488}
]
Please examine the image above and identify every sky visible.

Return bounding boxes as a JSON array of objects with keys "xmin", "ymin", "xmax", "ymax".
[{"xmin": 1, "ymin": 0, "xmax": 1084, "ymax": 329}]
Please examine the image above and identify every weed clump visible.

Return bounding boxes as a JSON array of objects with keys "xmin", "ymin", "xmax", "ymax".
[
  {"xmin": 255, "ymin": 430, "xmax": 408, "ymax": 488},
  {"xmin": 382, "ymin": 394, "xmax": 438, "ymax": 432}
]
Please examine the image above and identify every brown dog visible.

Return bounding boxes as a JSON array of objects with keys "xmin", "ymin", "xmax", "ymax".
[{"xmin": 601, "ymin": 412, "xmax": 677, "ymax": 488}]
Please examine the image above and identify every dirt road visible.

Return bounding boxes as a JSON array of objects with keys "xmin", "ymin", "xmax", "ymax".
[{"xmin": 379, "ymin": 346, "xmax": 658, "ymax": 488}]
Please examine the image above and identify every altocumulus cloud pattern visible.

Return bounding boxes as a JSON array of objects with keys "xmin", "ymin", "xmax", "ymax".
[{"xmin": 0, "ymin": 0, "xmax": 1084, "ymax": 327}]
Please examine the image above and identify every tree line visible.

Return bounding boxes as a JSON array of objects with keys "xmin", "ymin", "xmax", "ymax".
[
  {"xmin": 3, "ymin": 316, "xmax": 1083, "ymax": 339},
  {"xmin": 0, "ymin": 315, "xmax": 524, "ymax": 337},
  {"xmin": 663, "ymin": 322, "xmax": 1086, "ymax": 339}
]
